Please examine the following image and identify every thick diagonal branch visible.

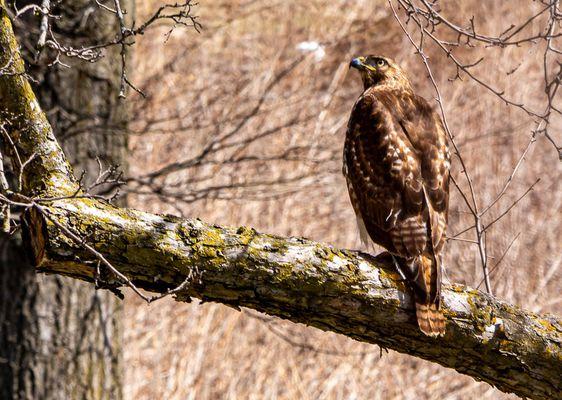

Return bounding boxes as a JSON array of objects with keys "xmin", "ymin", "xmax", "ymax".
[{"xmin": 23, "ymin": 198, "xmax": 562, "ymax": 400}]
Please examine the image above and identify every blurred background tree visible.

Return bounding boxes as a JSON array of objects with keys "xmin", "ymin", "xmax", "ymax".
[{"xmin": 0, "ymin": 1, "xmax": 131, "ymax": 398}]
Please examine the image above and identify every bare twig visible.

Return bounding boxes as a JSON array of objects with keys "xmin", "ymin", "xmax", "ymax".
[
  {"xmin": 388, "ymin": 0, "xmax": 561, "ymax": 294},
  {"xmin": 389, "ymin": 0, "xmax": 493, "ymax": 293},
  {"xmin": 10, "ymin": 0, "xmax": 201, "ymax": 97},
  {"xmin": 477, "ymin": 232, "xmax": 521, "ymax": 289},
  {"xmin": 0, "ymin": 147, "xmax": 10, "ymax": 233},
  {"xmin": 394, "ymin": 0, "xmax": 561, "ymax": 155},
  {"xmin": 35, "ymin": 0, "xmax": 50, "ymax": 61},
  {"xmin": 482, "ymin": 178, "xmax": 541, "ymax": 232}
]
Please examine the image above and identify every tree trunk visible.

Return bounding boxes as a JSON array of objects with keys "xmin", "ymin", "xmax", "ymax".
[{"xmin": 0, "ymin": 2, "xmax": 132, "ymax": 398}]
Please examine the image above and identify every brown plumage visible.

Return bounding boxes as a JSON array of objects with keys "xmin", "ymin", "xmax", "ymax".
[{"xmin": 343, "ymin": 55, "xmax": 450, "ymax": 336}]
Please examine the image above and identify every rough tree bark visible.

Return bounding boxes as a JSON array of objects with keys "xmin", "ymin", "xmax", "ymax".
[
  {"xmin": 26, "ymin": 198, "xmax": 562, "ymax": 400},
  {"xmin": 0, "ymin": 4, "xmax": 560, "ymax": 400},
  {"xmin": 0, "ymin": 1, "xmax": 132, "ymax": 398}
]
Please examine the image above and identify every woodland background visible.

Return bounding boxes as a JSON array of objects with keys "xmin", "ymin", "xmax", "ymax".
[
  {"xmin": 1, "ymin": 0, "xmax": 560, "ymax": 399},
  {"xmin": 122, "ymin": 1, "xmax": 560, "ymax": 399}
]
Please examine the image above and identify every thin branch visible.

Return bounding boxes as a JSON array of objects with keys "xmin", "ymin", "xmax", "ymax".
[{"xmin": 482, "ymin": 178, "xmax": 541, "ymax": 232}]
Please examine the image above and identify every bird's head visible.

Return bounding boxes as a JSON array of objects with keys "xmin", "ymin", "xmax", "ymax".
[{"xmin": 350, "ymin": 55, "xmax": 412, "ymax": 91}]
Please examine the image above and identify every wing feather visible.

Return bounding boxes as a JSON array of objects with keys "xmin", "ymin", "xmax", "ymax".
[
  {"xmin": 394, "ymin": 93, "xmax": 450, "ymax": 253},
  {"xmin": 343, "ymin": 89, "xmax": 450, "ymax": 257}
]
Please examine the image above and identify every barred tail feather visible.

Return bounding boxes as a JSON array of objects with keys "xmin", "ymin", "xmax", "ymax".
[
  {"xmin": 413, "ymin": 253, "xmax": 445, "ymax": 336},
  {"xmin": 415, "ymin": 301, "xmax": 445, "ymax": 337}
]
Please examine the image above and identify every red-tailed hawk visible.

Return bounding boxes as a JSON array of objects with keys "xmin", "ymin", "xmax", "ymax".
[{"xmin": 344, "ymin": 55, "xmax": 450, "ymax": 336}]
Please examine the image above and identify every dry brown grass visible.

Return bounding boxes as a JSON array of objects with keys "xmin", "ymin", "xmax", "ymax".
[{"xmin": 123, "ymin": 1, "xmax": 561, "ymax": 398}]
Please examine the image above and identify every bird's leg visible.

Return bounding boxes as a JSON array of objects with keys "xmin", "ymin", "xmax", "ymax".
[
  {"xmin": 391, "ymin": 254, "xmax": 410, "ymax": 284},
  {"xmin": 371, "ymin": 251, "xmax": 411, "ymax": 284}
]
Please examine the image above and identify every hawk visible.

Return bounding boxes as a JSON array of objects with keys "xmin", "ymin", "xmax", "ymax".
[{"xmin": 343, "ymin": 55, "xmax": 450, "ymax": 336}]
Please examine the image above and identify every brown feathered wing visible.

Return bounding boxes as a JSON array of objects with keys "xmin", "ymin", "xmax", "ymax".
[{"xmin": 343, "ymin": 88, "xmax": 450, "ymax": 336}]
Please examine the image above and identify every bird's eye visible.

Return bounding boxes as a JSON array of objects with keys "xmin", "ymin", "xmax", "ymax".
[{"xmin": 376, "ymin": 59, "xmax": 386, "ymax": 67}]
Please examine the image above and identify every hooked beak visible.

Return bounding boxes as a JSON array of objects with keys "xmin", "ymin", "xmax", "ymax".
[{"xmin": 350, "ymin": 57, "xmax": 366, "ymax": 70}]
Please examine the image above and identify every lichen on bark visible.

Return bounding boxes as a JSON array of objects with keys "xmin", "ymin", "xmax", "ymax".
[
  {"xmin": 25, "ymin": 198, "xmax": 561, "ymax": 400},
  {"xmin": 0, "ymin": 2, "xmax": 76, "ymax": 196}
]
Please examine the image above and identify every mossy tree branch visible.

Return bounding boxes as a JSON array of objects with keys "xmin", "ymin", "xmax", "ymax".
[
  {"xmin": 0, "ymin": 1, "xmax": 76, "ymax": 197},
  {"xmin": 1, "ymin": 4, "xmax": 561, "ymax": 400},
  {"xmin": 25, "ymin": 198, "xmax": 562, "ymax": 400}
]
